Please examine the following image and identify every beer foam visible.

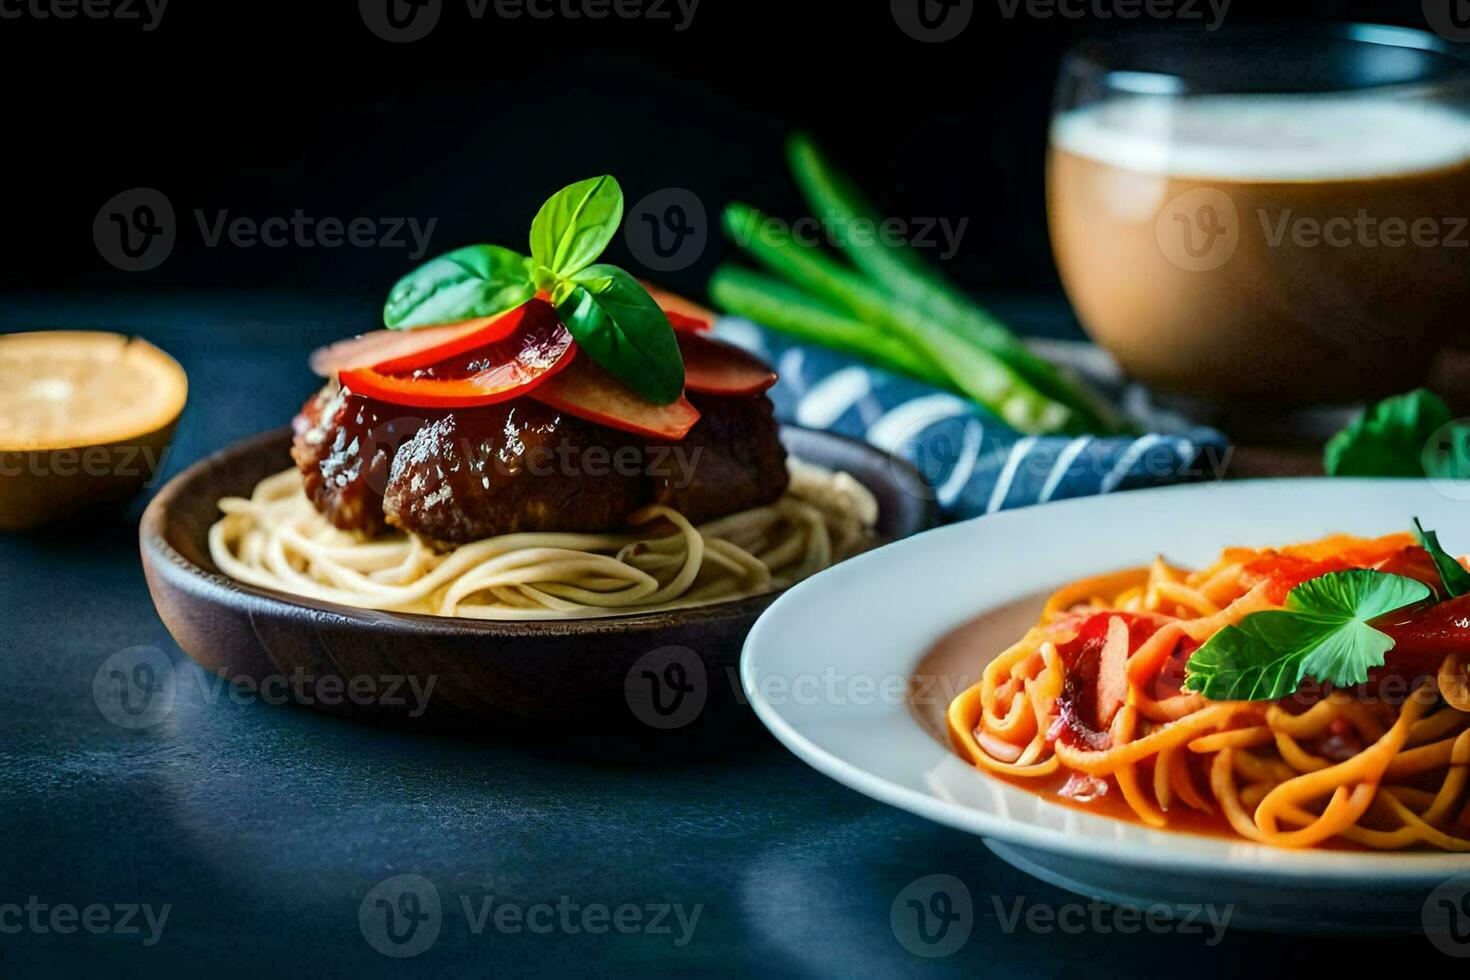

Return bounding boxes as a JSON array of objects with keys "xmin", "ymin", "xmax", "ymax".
[{"xmin": 1052, "ymin": 95, "xmax": 1470, "ymax": 181}]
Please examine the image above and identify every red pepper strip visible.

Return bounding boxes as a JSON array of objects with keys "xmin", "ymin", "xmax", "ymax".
[
  {"xmin": 339, "ymin": 304, "xmax": 575, "ymax": 409},
  {"xmin": 665, "ymin": 310, "xmax": 710, "ymax": 333},
  {"xmin": 677, "ymin": 331, "xmax": 777, "ymax": 396},
  {"xmin": 531, "ymin": 353, "xmax": 700, "ymax": 440},
  {"xmin": 308, "ymin": 302, "xmax": 536, "ymax": 378}
]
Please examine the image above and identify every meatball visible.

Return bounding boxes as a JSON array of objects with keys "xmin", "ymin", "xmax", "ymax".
[
  {"xmin": 290, "ymin": 386, "xmax": 433, "ymax": 536},
  {"xmin": 381, "ymin": 400, "xmax": 646, "ymax": 544},
  {"xmin": 292, "ymin": 384, "xmax": 791, "ymax": 544},
  {"xmin": 652, "ymin": 392, "xmax": 789, "ymax": 524}
]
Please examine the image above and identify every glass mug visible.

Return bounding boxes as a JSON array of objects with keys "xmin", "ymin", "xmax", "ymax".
[{"xmin": 1047, "ymin": 24, "xmax": 1470, "ymax": 406}]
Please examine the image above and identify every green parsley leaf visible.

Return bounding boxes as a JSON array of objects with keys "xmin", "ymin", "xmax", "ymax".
[
  {"xmin": 383, "ymin": 244, "xmax": 535, "ymax": 329},
  {"xmin": 1324, "ymin": 388, "xmax": 1462, "ymax": 478},
  {"xmin": 1413, "ymin": 518, "xmax": 1470, "ymax": 599},
  {"xmin": 1182, "ymin": 569, "xmax": 1430, "ymax": 701},
  {"xmin": 529, "ymin": 175, "xmax": 624, "ymax": 283}
]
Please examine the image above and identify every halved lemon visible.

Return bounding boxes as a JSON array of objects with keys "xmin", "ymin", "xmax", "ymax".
[{"xmin": 0, "ymin": 331, "xmax": 187, "ymax": 529}]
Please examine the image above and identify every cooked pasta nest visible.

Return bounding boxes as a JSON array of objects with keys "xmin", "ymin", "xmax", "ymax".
[{"xmin": 209, "ymin": 458, "xmax": 879, "ymax": 620}]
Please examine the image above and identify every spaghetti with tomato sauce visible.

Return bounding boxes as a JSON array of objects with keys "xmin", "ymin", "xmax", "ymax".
[{"xmin": 947, "ymin": 533, "xmax": 1470, "ymax": 850}]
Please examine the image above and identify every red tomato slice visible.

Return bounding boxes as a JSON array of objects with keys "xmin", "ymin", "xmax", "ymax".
[
  {"xmin": 665, "ymin": 310, "xmax": 710, "ymax": 333},
  {"xmin": 677, "ymin": 331, "xmax": 777, "ymax": 396},
  {"xmin": 339, "ymin": 304, "xmax": 575, "ymax": 409},
  {"xmin": 308, "ymin": 302, "xmax": 535, "ymax": 378},
  {"xmin": 531, "ymin": 354, "xmax": 700, "ymax": 440},
  {"xmin": 1376, "ymin": 593, "xmax": 1470, "ymax": 670}
]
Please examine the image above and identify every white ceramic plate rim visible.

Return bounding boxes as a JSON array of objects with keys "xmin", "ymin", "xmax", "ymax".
[{"xmin": 743, "ymin": 478, "xmax": 1470, "ymax": 886}]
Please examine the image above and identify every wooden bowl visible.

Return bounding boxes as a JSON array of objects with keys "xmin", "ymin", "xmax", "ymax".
[{"xmin": 140, "ymin": 427, "xmax": 936, "ymax": 734}]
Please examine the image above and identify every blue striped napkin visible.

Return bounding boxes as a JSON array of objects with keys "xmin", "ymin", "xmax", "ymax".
[{"xmin": 714, "ymin": 318, "xmax": 1229, "ymax": 521}]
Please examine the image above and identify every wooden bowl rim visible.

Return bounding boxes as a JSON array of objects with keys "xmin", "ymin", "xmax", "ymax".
[{"xmin": 140, "ymin": 425, "xmax": 936, "ymax": 639}]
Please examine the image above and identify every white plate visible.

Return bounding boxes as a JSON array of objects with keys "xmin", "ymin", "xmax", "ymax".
[{"xmin": 742, "ymin": 479, "xmax": 1470, "ymax": 934}]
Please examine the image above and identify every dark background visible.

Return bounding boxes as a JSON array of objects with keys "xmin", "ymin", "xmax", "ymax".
[
  {"xmin": 3, "ymin": 4, "xmax": 1468, "ymax": 977},
  {"xmin": 0, "ymin": 0, "xmax": 1443, "ymax": 323}
]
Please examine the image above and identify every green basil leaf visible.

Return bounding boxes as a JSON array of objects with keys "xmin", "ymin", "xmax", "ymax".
[
  {"xmin": 1414, "ymin": 518, "xmax": 1470, "ymax": 598},
  {"xmin": 529, "ymin": 176, "xmax": 624, "ymax": 281},
  {"xmin": 1183, "ymin": 569, "xmax": 1430, "ymax": 701},
  {"xmin": 554, "ymin": 264, "xmax": 684, "ymax": 405},
  {"xmin": 384, "ymin": 245, "xmax": 535, "ymax": 329},
  {"xmin": 1287, "ymin": 568, "xmax": 1430, "ymax": 623},
  {"xmin": 1181, "ymin": 612, "xmax": 1338, "ymax": 702},
  {"xmin": 1324, "ymin": 388, "xmax": 1456, "ymax": 477}
]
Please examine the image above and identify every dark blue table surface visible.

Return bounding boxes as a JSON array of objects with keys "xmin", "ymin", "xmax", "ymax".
[{"xmin": 0, "ymin": 291, "xmax": 1436, "ymax": 976}]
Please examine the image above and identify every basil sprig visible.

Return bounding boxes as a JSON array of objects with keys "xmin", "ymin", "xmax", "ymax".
[
  {"xmin": 1414, "ymin": 518, "xmax": 1470, "ymax": 599},
  {"xmin": 529, "ymin": 175, "xmax": 624, "ymax": 287},
  {"xmin": 385, "ymin": 245, "xmax": 536, "ymax": 329},
  {"xmin": 1182, "ymin": 569, "xmax": 1430, "ymax": 702},
  {"xmin": 552, "ymin": 264, "xmax": 684, "ymax": 404},
  {"xmin": 381, "ymin": 176, "xmax": 684, "ymax": 404}
]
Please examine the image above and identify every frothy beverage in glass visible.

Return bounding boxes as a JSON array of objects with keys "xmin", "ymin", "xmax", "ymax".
[{"xmin": 1048, "ymin": 28, "xmax": 1470, "ymax": 406}]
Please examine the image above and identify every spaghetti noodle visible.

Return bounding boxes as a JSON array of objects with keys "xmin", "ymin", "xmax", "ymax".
[
  {"xmin": 210, "ymin": 458, "xmax": 878, "ymax": 620},
  {"xmin": 948, "ymin": 533, "xmax": 1470, "ymax": 850}
]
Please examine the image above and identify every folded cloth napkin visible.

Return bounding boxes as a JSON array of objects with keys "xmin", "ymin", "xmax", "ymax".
[{"xmin": 713, "ymin": 318, "xmax": 1229, "ymax": 521}]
